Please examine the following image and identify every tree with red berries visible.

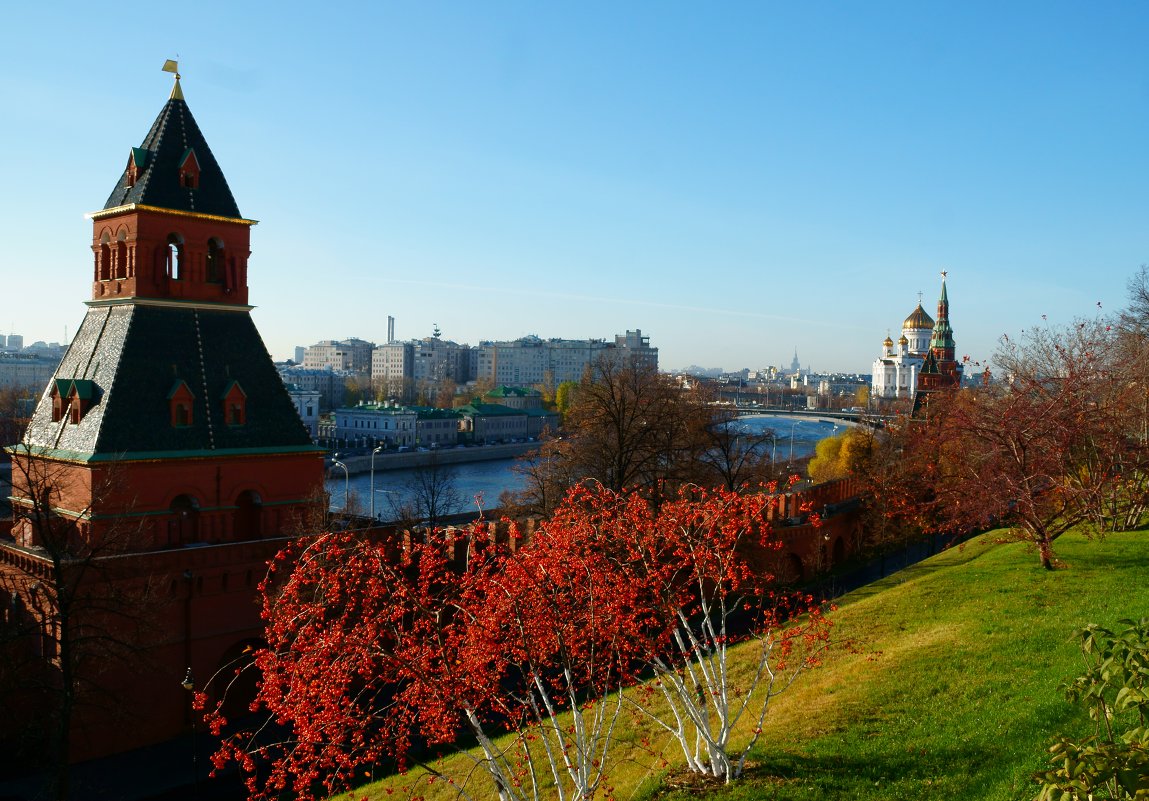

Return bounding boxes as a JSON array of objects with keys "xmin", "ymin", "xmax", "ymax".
[
  {"xmin": 208, "ymin": 481, "xmax": 831, "ymax": 797},
  {"xmin": 560, "ymin": 483, "xmax": 832, "ymax": 782},
  {"xmin": 208, "ymin": 522, "xmax": 641, "ymax": 800}
]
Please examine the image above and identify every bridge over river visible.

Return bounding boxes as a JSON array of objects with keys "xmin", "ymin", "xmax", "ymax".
[{"xmin": 732, "ymin": 404, "xmax": 861, "ymax": 421}]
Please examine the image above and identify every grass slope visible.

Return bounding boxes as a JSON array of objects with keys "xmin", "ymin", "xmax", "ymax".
[{"xmin": 344, "ymin": 528, "xmax": 1149, "ymax": 801}]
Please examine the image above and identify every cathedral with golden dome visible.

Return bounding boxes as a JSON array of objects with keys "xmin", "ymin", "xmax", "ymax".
[{"xmin": 871, "ymin": 273, "xmax": 962, "ymax": 401}]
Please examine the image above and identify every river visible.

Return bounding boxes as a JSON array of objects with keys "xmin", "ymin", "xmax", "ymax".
[{"xmin": 326, "ymin": 415, "xmax": 849, "ymax": 515}]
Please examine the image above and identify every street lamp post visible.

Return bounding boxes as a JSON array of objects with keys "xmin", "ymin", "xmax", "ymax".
[
  {"xmin": 331, "ymin": 456, "xmax": 349, "ymax": 511},
  {"xmin": 370, "ymin": 445, "xmax": 384, "ymax": 520},
  {"xmin": 788, "ymin": 420, "xmax": 798, "ymax": 469},
  {"xmin": 180, "ymin": 667, "xmax": 199, "ymax": 799}
]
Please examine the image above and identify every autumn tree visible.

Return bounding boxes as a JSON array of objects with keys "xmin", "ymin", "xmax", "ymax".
[
  {"xmin": 508, "ymin": 364, "xmax": 795, "ymax": 511},
  {"xmin": 533, "ymin": 369, "xmax": 557, "ymax": 407},
  {"xmin": 342, "ymin": 375, "xmax": 367, "ymax": 407},
  {"xmin": 883, "ymin": 318, "xmax": 1141, "ymax": 569},
  {"xmin": 208, "ymin": 533, "xmax": 489, "ymax": 800},
  {"xmin": 554, "ymin": 380, "xmax": 578, "ymax": 415},
  {"xmin": 433, "ymin": 376, "xmax": 459, "ymax": 409},
  {"xmin": 561, "ymin": 358, "xmax": 697, "ymax": 492},
  {"xmin": 503, "ymin": 435, "xmax": 579, "ymax": 518},
  {"xmin": 209, "ymin": 481, "xmax": 831, "ymax": 797},
  {"xmin": 470, "ymin": 376, "xmax": 498, "ymax": 400},
  {"xmin": 564, "ymin": 483, "xmax": 832, "ymax": 782},
  {"xmin": 384, "ymin": 454, "xmax": 464, "ymax": 530},
  {"xmin": 517, "ymin": 357, "xmax": 714, "ymax": 501},
  {"xmin": 693, "ymin": 409, "xmax": 777, "ymax": 492},
  {"xmin": 846, "ymin": 414, "xmax": 932, "ymax": 556},
  {"xmin": 1119, "ymin": 264, "xmax": 1149, "ymax": 334},
  {"xmin": 209, "ymin": 522, "xmax": 641, "ymax": 801},
  {"xmin": 807, "ymin": 426, "xmax": 875, "ymax": 484},
  {"xmin": 475, "ymin": 518, "xmax": 643, "ymax": 799}
]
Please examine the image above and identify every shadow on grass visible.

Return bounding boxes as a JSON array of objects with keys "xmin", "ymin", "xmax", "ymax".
[
  {"xmin": 832, "ymin": 537, "xmax": 1000, "ymax": 608},
  {"xmin": 1062, "ymin": 544, "xmax": 1149, "ymax": 572},
  {"xmin": 649, "ymin": 743, "xmax": 1000, "ymax": 801}
]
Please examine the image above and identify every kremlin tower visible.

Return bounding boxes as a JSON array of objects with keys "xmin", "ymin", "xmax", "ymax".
[
  {"xmin": 1, "ymin": 65, "xmax": 325, "ymax": 770},
  {"xmin": 915, "ymin": 272, "xmax": 963, "ymax": 395},
  {"xmin": 14, "ymin": 64, "xmax": 323, "ymax": 551}
]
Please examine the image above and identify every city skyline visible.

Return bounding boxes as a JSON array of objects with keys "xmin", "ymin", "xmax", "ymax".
[{"xmin": 2, "ymin": 2, "xmax": 1146, "ymax": 373}]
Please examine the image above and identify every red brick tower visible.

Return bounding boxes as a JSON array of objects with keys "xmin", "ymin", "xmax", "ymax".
[
  {"xmin": 13, "ymin": 68, "xmax": 323, "ymax": 551},
  {"xmin": 914, "ymin": 272, "xmax": 964, "ymax": 409},
  {"xmin": 2, "ymin": 67, "xmax": 325, "ymax": 765}
]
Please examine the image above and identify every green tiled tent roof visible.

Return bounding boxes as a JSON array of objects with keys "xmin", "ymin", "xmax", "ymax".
[
  {"xmin": 104, "ymin": 94, "xmax": 242, "ymax": 219},
  {"xmin": 23, "ymin": 305, "xmax": 314, "ymax": 459}
]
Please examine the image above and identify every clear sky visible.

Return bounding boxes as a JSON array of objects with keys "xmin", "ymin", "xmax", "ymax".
[{"xmin": 2, "ymin": 2, "xmax": 1146, "ymax": 373}]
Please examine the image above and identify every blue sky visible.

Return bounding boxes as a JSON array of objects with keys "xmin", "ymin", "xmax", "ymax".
[{"xmin": 2, "ymin": 2, "xmax": 1146, "ymax": 373}]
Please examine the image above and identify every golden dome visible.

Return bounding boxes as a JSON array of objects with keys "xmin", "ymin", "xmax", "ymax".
[
  {"xmin": 883, "ymin": 335, "xmax": 894, "ymax": 347},
  {"xmin": 903, "ymin": 303, "xmax": 934, "ymax": 331},
  {"xmin": 898, "ymin": 334, "xmax": 909, "ymax": 344}
]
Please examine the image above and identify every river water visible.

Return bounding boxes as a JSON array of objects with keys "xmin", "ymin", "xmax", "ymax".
[{"xmin": 326, "ymin": 415, "xmax": 849, "ymax": 515}]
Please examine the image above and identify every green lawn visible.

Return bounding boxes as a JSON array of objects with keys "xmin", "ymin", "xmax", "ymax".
[{"xmin": 344, "ymin": 528, "xmax": 1149, "ymax": 801}]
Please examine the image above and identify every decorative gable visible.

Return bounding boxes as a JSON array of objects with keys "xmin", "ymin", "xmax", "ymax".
[
  {"xmin": 126, "ymin": 147, "xmax": 149, "ymax": 188},
  {"xmin": 178, "ymin": 148, "xmax": 201, "ymax": 190},
  {"xmin": 167, "ymin": 380, "xmax": 195, "ymax": 427},
  {"xmin": 220, "ymin": 380, "xmax": 247, "ymax": 426},
  {"xmin": 51, "ymin": 378, "xmax": 98, "ymax": 424}
]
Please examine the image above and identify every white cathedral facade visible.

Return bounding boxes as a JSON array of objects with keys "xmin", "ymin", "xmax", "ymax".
[{"xmin": 871, "ymin": 302, "xmax": 935, "ymax": 399}]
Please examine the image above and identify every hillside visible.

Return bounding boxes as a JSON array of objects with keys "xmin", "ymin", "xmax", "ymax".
[{"xmin": 345, "ymin": 528, "xmax": 1149, "ymax": 801}]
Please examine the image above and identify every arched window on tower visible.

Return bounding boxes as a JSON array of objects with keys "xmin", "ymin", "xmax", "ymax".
[
  {"xmin": 233, "ymin": 490, "xmax": 263, "ymax": 540},
  {"xmin": 206, "ymin": 237, "xmax": 225, "ymax": 283},
  {"xmin": 112, "ymin": 229, "xmax": 128, "ymax": 279},
  {"xmin": 98, "ymin": 233, "xmax": 111, "ymax": 281},
  {"xmin": 165, "ymin": 233, "xmax": 184, "ymax": 280},
  {"xmin": 115, "ymin": 230, "xmax": 129, "ymax": 280}
]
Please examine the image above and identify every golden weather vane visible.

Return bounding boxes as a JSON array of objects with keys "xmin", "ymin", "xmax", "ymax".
[{"xmin": 162, "ymin": 58, "xmax": 183, "ymax": 100}]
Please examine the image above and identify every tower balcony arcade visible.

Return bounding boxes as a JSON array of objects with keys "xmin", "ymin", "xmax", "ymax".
[{"xmin": 89, "ymin": 206, "xmax": 254, "ymax": 306}]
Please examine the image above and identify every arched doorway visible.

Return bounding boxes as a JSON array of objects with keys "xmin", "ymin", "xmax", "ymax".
[
  {"xmin": 234, "ymin": 490, "xmax": 263, "ymax": 540},
  {"xmin": 784, "ymin": 553, "xmax": 804, "ymax": 584},
  {"xmin": 168, "ymin": 495, "xmax": 199, "ymax": 545}
]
